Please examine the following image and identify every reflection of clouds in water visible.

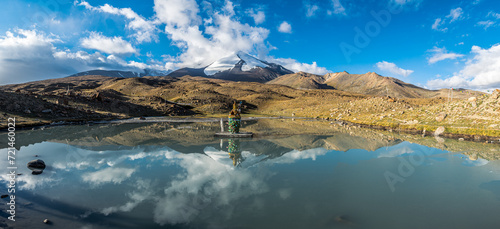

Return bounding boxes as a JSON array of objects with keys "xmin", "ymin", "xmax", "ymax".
[
  {"xmin": 378, "ymin": 146, "xmax": 415, "ymax": 158},
  {"xmin": 53, "ymin": 145, "xmax": 173, "ymax": 171},
  {"xmin": 277, "ymin": 188, "xmax": 292, "ymax": 200},
  {"xmin": 101, "ymin": 179, "xmax": 154, "ymax": 215},
  {"xmin": 153, "ymin": 150, "xmax": 270, "ymax": 225},
  {"xmin": 265, "ymin": 148, "xmax": 329, "ymax": 164},
  {"xmin": 82, "ymin": 167, "xmax": 136, "ymax": 186},
  {"xmin": 376, "ymin": 142, "xmax": 447, "ymax": 159},
  {"xmin": 1, "ymin": 171, "xmax": 61, "ymax": 190},
  {"xmin": 461, "ymin": 157, "xmax": 489, "ymax": 167},
  {"xmin": 154, "ymin": 147, "xmax": 331, "ymax": 225},
  {"xmin": 1, "ymin": 141, "xmax": 365, "ymax": 225}
]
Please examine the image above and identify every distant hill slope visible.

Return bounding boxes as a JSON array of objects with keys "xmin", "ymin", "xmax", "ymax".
[
  {"xmin": 323, "ymin": 72, "xmax": 431, "ymax": 98},
  {"xmin": 167, "ymin": 51, "xmax": 293, "ymax": 82},
  {"xmin": 269, "ymin": 71, "xmax": 483, "ymax": 98},
  {"xmin": 0, "ymin": 75, "xmax": 119, "ymax": 93},
  {"xmin": 266, "ymin": 72, "xmax": 334, "ymax": 90}
]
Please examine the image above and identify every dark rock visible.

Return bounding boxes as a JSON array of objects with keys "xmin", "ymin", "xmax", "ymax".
[
  {"xmin": 27, "ymin": 159, "xmax": 46, "ymax": 170},
  {"xmin": 1, "ymin": 195, "xmax": 8, "ymax": 198},
  {"xmin": 31, "ymin": 170, "xmax": 43, "ymax": 175}
]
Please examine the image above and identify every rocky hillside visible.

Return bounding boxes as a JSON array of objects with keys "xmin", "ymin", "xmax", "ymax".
[
  {"xmin": 269, "ymin": 71, "xmax": 483, "ymax": 99},
  {"xmin": 267, "ymin": 72, "xmax": 334, "ymax": 89}
]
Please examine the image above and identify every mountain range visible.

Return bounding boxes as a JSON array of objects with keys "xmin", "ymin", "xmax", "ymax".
[
  {"xmin": 27, "ymin": 51, "xmax": 479, "ymax": 99},
  {"xmin": 267, "ymin": 71, "xmax": 465, "ymax": 98}
]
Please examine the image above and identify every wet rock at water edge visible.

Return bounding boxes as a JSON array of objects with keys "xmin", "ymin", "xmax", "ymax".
[
  {"xmin": 27, "ymin": 159, "xmax": 46, "ymax": 175},
  {"xmin": 31, "ymin": 170, "xmax": 43, "ymax": 175},
  {"xmin": 27, "ymin": 159, "xmax": 45, "ymax": 169},
  {"xmin": 434, "ymin": 126, "xmax": 445, "ymax": 136}
]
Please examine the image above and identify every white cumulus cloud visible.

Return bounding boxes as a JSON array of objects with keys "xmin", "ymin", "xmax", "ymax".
[
  {"xmin": 0, "ymin": 29, "xmax": 168, "ymax": 85},
  {"xmin": 376, "ymin": 61, "xmax": 414, "ymax": 77},
  {"xmin": 78, "ymin": 0, "xmax": 159, "ymax": 43},
  {"xmin": 246, "ymin": 8, "xmax": 265, "ymax": 24},
  {"xmin": 81, "ymin": 32, "xmax": 137, "ymax": 55},
  {"xmin": 427, "ymin": 46, "xmax": 464, "ymax": 64},
  {"xmin": 154, "ymin": 0, "xmax": 271, "ymax": 68},
  {"xmin": 427, "ymin": 44, "xmax": 500, "ymax": 90},
  {"xmin": 278, "ymin": 21, "xmax": 292, "ymax": 33},
  {"xmin": 270, "ymin": 57, "xmax": 329, "ymax": 75}
]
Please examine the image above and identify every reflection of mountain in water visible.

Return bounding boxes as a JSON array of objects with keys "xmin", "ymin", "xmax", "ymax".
[
  {"xmin": 10, "ymin": 119, "xmax": 403, "ymax": 155},
  {"xmin": 2, "ymin": 121, "xmax": 500, "ymax": 229},
  {"xmin": 6, "ymin": 119, "xmax": 498, "ymax": 162}
]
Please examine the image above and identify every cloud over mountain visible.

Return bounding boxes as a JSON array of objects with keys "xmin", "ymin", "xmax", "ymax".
[
  {"xmin": 81, "ymin": 33, "xmax": 137, "ymax": 55},
  {"xmin": 427, "ymin": 44, "xmax": 500, "ymax": 90},
  {"xmin": 427, "ymin": 47, "xmax": 464, "ymax": 64},
  {"xmin": 376, "ymin": 61, "xmax": 413, "ymax": 77}
]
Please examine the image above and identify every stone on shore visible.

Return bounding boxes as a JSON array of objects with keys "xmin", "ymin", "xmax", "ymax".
[
  {"xmin": 434, "ymin": 126, "xmax": 445, "ymax": 136},
  {"xmin": 435, "ymin": 113, "xmax": 447, "ymax": 122}
]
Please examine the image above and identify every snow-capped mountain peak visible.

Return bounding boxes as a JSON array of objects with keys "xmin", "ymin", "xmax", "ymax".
[
  {"xmin": 168, "ymin": 51, "xmax": 293, "ymax": 82},
  {"xmin": 204, "ymin": 51, "xmax": 269, "ymax": 76}
]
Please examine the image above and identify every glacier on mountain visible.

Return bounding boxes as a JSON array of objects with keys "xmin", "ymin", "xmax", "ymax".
[{"xmin": 203, "ymin": 51, "xmax": 269, "ymax": 76}]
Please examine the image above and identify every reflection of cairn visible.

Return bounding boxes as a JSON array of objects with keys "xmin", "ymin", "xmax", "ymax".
[
  {"xmin": 228, "ymin": 101, "xmax": 241, "ymax": 134},
  {"xmin": 227, "ymin": 139, "xmax": 242, "ymax": 166}
]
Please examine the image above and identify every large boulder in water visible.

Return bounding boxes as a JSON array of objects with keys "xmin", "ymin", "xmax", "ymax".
[
  {"xmin": 27, "ymin": 159, "xmax": 46, "ymax": 175},
  {"xmin": 27, "ymin": 159, "xmax": 46, "ymax": 169}
]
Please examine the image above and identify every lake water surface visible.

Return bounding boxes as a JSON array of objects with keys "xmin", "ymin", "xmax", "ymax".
[{"xmin": 1, "ymin": 120, "xmax": 500, "ymax": 229}]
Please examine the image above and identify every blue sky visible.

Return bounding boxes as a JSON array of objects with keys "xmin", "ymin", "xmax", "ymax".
[{"xmin": 1, "ymin": 0, "xmax": 500, "ymax": 90}]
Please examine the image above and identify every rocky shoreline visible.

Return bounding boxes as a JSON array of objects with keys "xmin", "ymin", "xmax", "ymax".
[{"xmin": 2, "ymin": 115, "xmax": 499, "ymax": 145}]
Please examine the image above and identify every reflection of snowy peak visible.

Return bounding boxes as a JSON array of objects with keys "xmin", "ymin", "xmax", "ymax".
[{"xmin": 168, "ymin": 51, "xmax": 293, "ymax": 83}]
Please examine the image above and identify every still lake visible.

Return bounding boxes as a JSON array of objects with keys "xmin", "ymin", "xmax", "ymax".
[{"xmin": 1, "ymin": 119, "xmax": 500, "ymax": 229}]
